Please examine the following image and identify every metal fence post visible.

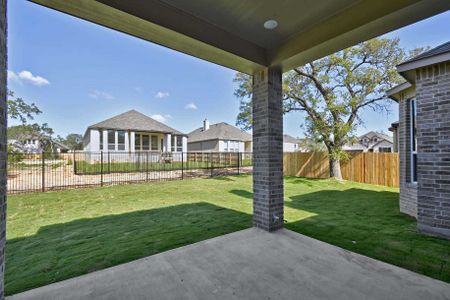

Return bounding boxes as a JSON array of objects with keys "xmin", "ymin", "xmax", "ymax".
[
  {"xmin": 181, "ymin": 152, "xmax": 184, "ymax": 179},
  {"xmin": 210, "ymin": 152, "xmax": 213, "ymax": 177},
  {"xmin": 146, "ymin": 152, "xmax": 149, "ymax": 181},
  {"xmin": 108, "ymin": 151, "xmax": 111, "ymax": 174},
  {"xmin": 100, "ymin": 151, "xmax": 104, "ymax": 187},
  {"xmin": 41, "ymin": 152, "xmax": 45, "ymax": 192},
  {"xmin": 73, "ymin": 150, "xmax": 76, "ymax": 174},
  {"xmin": 237, "ymin": 152, "xmax": 240, "ymax": 175}
]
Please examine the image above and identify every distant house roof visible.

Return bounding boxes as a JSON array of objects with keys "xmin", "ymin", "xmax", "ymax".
[
  {"xmin": 359, "ymin": 131, "xmax": 393, "ymax": 144},
  {"xmin": 397, "ymin": 41, "xmax": 450, "ymax": 82},
  {"xmin": 53, "ymin": 141, "xmax": 70, "ymax": 151},
  {"xmin": 389, "ymin": 121, "xmax": 399, "ymax": 132},
  {"xmin": 188, "ymin": 122, "xmax": 251, "ymax": 143},
  {"xmin": 343, "ymin": 131, "xmax": 393, "ymax": 151},
  {"xmin": 87, "ymin": 110, "xmax": 185, "ymax": 135},
  {"xmin": 283, "ymin": 134, "xmax": 302, "ymax": 144},
  {"xmin": 342, "ymin": 142, "xmax": 366, "ymax": 151},
  {"xmin": 400, "ymin": 41, "xmax": 450, "ymax": 66},
  {"xmin": 386, "ymin": 81, "xmax": 413, "ymax": 102}
]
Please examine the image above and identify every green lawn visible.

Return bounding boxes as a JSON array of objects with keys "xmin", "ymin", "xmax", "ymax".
[{"xmin": 6, "ymin": 176, "xmax": 450, "ymax": 295}]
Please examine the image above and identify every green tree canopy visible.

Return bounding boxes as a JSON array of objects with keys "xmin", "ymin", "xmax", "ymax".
[{"xmin": 234, "ymin": 37, "xmax": 424, "ymax": 179}]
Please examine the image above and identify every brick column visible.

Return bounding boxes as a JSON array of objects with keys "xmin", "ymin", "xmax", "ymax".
[
  {"xmin": 0, "ymin": 0, "xmax": 6, "ymax": 298},
  {"xmin": 416, "ymin": 62, "xmax": 450, "ymax": 239},
  {"xmin": 252, "ymin": 66, "xmax": 284, "ymax": 231}
]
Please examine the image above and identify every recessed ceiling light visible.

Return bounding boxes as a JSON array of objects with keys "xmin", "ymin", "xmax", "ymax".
[{"xmin": 264, "ymin": 20, "xmax": 278, "ymax": 30}]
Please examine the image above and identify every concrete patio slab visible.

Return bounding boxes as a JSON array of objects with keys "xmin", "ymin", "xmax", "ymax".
[{"xmin": 8, "ymin": 228, "xmax": 450, "ymax": 300}]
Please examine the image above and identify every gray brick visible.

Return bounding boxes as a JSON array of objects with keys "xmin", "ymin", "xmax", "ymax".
[
  {"xmin": 252, "ymin": 66, "xmax": 284, "ymax": 231},
  {"xmin": 416, "ymin": 62, "xmax": 450, "ymax": 239},
  {"xmin": 0, "ymin": 0, "xmax": 6, "ymax": 298}
]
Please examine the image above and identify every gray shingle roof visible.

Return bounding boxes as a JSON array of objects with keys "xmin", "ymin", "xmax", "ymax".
[
  {"xmin": 283, "ymin": 134, "xmax": 302, "ymax": 144},
  {"xmin": 400, "ymin": 41, "xmax": 450, "ymax": 65},
  {"xmin": 88, "ymin": 110, "xmax": 185, "ymax": 135},
  {"xmin": 359, "ymin": 131, "xmax": 393, "ymax": 143},
  {"xmin": 188, "ymin": 122, "xmax": 251, "ymax": 143}
]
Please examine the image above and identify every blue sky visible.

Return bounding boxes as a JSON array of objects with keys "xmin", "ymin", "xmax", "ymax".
[{"xmin": 7, "ymin": 1, "xmax": 450, "ymax": 138}]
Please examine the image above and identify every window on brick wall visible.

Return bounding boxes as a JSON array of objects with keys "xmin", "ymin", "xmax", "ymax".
[{"xmin": 410, "ymin": 98, "xmax": 417, "ymax": 183}]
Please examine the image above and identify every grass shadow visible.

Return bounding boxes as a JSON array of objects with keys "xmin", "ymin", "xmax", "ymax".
[
  {"xmin": 229, "ymin": 189, "xmax": 253, "ymax": 200},
  {"xmin": 210, "ymin": 176, "xmax": 235, "ymax": 181},
  {"xmin": 285, "ymin": 188, "xmax": 450, "ymax": 284},
  {"xmin": 284, "ymin": 176, "xmax": 327, "ymax": 186},
  {"xmin": 6, "ymin": 202, "xmax": 251, "ymax": 296}
]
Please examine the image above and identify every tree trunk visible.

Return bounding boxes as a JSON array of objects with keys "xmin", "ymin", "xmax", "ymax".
[{"xmin": 329, "ymin": 158, "xmax": 343, "ymax": 180}]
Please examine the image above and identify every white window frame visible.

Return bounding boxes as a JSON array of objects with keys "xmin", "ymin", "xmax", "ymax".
[{"xmin": 410, "ymin": 98, "xmax": 417, "ymax": 183}]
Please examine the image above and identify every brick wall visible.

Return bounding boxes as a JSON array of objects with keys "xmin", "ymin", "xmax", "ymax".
[
  {"xmin": 398, "ymin": 95, "xmax": 417, "ymax": 218},
  {"xmin": 0, "ymin": 0, "xmax": 6, "ymax": 298},
  {"xmin": 252, "ymin": 66, "xmax": 284, "ymax": 231},
  {"xmin": 416, "ymin": 62, "xmax": 450, "ymax": 239}
]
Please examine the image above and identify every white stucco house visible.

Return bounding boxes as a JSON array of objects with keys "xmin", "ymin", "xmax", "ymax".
[
  {"xmin": 283, "ymin": 134, "xmax": 307, "ymax": 152},
  {"xmin": 8, "ymin": 135, "xmax": 69, "ymax": 154},
  {"xmin": 83, "ymin": 110, "xmax": 187, "ymax": 153},
  {"xmin": 187, "ymin": 120, "xmax": 252, "ymax": 152},
  {"xmin": 343, "ymin": 131, "xmax": 394, "ymax": 152}
]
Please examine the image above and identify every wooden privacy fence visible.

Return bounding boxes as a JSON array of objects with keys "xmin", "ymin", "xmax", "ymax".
[{"xmin": 283, "ymin": 152, "xmax": 400, "ymax": 188}]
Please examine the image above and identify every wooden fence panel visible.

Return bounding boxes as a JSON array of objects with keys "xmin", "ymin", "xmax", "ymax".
[{"xmin": 283, "ymin": 152, "xmax": 399, "ymax": 188}]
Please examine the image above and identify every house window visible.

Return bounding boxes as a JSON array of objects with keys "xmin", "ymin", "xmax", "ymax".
[
  {"xmin": 151, "ymin": 135, "xmax": 158, "ymax": 151},
  {"xmin": 410, "ymin": 98, "xmax": 417, "ymax": 183},
  {"xmin": 135, "ymin": 134, "xmax": 141, "ymax": 151},
  {"xmin": 142, "ymin": 135, "xmax": 150, "ymax": 151},
  {"xmin": 99, "ymin": 130, "xmax": 103, "ymax": 150},
  {"xmin": 117, "ymin": 131, "xmax": 125, "ymax": 151},
  {"xmin": 379, "ymin": 147, "xmax": 392, "ymax": 153},
  {"xmin": 108, "ymin": 130, "xmax": 115, "ymax": 151},
  {"xmin": 177, "ymin": 136, "xmax": 183, "ymax": 152}
]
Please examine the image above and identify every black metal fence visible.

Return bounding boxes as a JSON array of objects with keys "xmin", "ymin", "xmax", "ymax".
[{"xmin": 7, "ymin": 151, "xmax": 253, "ymax": 194}]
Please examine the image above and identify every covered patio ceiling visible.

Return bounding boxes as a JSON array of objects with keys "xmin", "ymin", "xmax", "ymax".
[{"xmin": 29, "ymin": 0, "xmax": 449, "ymax": 74}]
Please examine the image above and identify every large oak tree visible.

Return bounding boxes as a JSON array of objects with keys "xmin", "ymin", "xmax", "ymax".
[{"xmin": 234, "ymin": 37, "xmax": 423, "ymax": 179}]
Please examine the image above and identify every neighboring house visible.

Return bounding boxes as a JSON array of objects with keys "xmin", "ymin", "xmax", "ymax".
[
  {"xmin": 387, "ymin": 41, "xmax": 450, "ymax": 239},
  {"xmin": 343, "ymin": 131, "xmax": 394, "ymax": 152},
  {"xmin": 187, "ymin": 119, "xmax": 252, "ymax": 152},
  {"xmin": 389, "ymin": 121, "xmax": 399, "ymax": 152},
  {"xmin": 83, "ymin": 110, "xmax": 187, "ymax": 153},
  {"xmin": 283, "ymin": 134, "xmax": 306, "ymax": 152},
  {"xmin": 8, "ymin": 135, "xmax": 70, "ymax": 154}
]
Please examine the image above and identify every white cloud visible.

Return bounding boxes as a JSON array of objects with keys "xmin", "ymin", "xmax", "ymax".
[
  {"xmin": 18, "ymin": 70, "xmax": 50, "ymax": 86},
  {"xmin": 185, "ymin": 102, "xmax": 198, "ymax": 110},
  {"xmin": 7, "ymin": 70, "xmax": 50, "ymax": 86},
  {"xmin": 155, "ymin": 91, "xmax": 169, "ymax": 99},
  {"xmin": 89, "ymin": 90, "xmax": 114, "ymax": 100},
  {"xmin": 7, "ymin": 70, "xmax": 19, "ymax": 82},
  {"xmin": 151, "ymin": 114, "xmax": 172, "ymax": 123}
]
